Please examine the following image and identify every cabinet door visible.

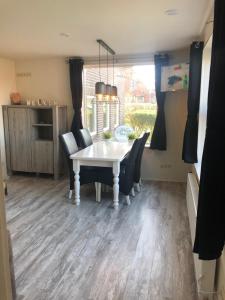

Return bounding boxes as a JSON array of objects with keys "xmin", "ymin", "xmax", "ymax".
[
  {"xmin": 8, "ymin": 108, "xmax": 31, "ymax": 172},
  {"xmin": 32, "ymin": 141, "xmax": 53, "ymax": 174}
]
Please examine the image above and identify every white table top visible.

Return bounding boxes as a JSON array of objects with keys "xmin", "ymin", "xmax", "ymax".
[{"xmin": 70, "ymin": 141, "xmax": 132, "ymax": 162}]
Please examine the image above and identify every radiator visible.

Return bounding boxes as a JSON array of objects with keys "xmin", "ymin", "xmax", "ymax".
[{"xmin": 186, "ymin": 173, "xmax": 216, "ymax": 300}]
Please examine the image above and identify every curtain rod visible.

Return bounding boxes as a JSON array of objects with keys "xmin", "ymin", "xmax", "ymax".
[{"xmin": 65, "ymin": 53, "xmax": 155, "ymax": 65}]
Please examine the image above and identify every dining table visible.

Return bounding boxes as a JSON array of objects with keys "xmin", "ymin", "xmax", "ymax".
[{"xmin": 70, "ymin": 140, "xmax": 133, "ymax": 209}]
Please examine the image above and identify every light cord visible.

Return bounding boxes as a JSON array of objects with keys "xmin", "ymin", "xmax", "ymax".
[
  {"xmin": 99, "ymin": 43, "xmax": 101, "ymax": 81},
  {"xmin": 107, "ymin": 50, "xmax": 108, "ymax": 84},
  {"xmin": 113, "ymin": 55, "xmax": 114, "ymax": 86}
]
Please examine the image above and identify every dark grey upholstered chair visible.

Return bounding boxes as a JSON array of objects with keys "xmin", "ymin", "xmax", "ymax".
[
  {"xmin": 95, "ymin": 138, "xmax": 142, "ymax": 205},
  {"xmin": 60, "ymin": 132, "xmax": 100, "ymax": 200},
  {"xmin": 79, "ymin": 128, "xmax": 93, "ymax": 148},
  {"xmin": 134, "ymin": 132, "xmax": 150, "ymax": 191}
]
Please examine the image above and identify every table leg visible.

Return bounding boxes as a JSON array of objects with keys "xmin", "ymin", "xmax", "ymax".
[
  {"xmin": 113, "ymin": 161, "xmax": 120, "ymax": 209},
  {"xmin": 95, "ymin": 182, "xmax": 101, "ymax": 202},
  {"xmin": 73, "ymin": 160, "xmax": 80, "ymax": 205}
]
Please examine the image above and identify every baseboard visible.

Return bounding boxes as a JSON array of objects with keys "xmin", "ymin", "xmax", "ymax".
[
  {"xmin": 141, "ymin": 176, "xmax": 187, "ymax": 183},
  {"xmin": 216, "ymin": 254, "xmax": 225, "ymax": 300}
]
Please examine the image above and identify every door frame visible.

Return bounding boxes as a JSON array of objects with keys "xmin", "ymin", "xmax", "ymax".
[{"xmin": 0, "ymin": 149, "xmax": 12, "ymax": 300}]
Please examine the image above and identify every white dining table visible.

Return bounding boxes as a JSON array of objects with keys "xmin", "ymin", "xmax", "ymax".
[{"xmin": 70, "ymin": 140, "xmax": 132, "ymax": 208}]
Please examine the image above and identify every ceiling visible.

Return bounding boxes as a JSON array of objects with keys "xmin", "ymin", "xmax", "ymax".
[{"xmin": 0, "ymin": 0, "xmax": 212, "ymax": 59}]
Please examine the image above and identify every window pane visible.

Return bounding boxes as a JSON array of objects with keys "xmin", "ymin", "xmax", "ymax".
[
  {"xmin": 83, "ymin": 69, "xmax": 97, "ymax": 133},
  {"xmin": 103, "ymin": 102, "xmax": 109, "ymax": 130},
  {"xmin": 86, "ymin": 97, "xmax": 96, "ymax": 133}
]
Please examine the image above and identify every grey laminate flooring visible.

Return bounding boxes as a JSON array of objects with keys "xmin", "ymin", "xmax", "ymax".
[{"xmin": 6, "ymin": 175, "xmax": 197, "ymax": 300}]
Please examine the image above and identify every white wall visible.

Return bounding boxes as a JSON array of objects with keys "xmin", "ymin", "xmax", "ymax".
[
  {"xmin": 15, "ymin": 51, "xmax": 190, "ymax": 182},
  {"xmin": 15, "ymin": 58, "xmax": 73, "ymax": 126},
  {"xmin": 142, "ymin": 49, "xmax": 190, "ymax": 182},
  {"xmin": 0, "ymin": 58, "xmax": 16, "ymax": 178}
]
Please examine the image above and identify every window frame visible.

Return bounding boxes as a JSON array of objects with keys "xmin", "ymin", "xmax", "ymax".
[{"xmin": 82, "ymin": 69, "xmax": 97, "ymax": 135}]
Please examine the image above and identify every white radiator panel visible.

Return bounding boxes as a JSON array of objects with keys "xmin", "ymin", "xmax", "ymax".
[{"xmin": 186, "ymin": 173, "xmax": 216, "ymax": 300}]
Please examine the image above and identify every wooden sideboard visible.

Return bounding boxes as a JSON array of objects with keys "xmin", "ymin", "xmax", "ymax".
[{"xmin": 3, "ymin": 105, "xmax": 67, "ymax": 179}]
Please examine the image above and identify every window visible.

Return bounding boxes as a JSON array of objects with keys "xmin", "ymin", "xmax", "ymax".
[
  {"xmin": 103, "ymin": 102, "xmax": 109, "ymax": 130},
  {"xmin": 122, "ymin": 65, "xmax": 156, "ymax": 142},
  {"xmin": 83, "ymin": 68, "xmax": 97, "ymax": 134},
  {"xmin": 83, "ymin": 64, "xmax": 156, "ymax": 141}
]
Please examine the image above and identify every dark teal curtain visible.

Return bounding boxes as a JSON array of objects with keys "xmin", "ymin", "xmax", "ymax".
[
  {"xmin": 182, "ymin": 41, "xmax": 204, "ymax": 163},
  {"xmin": 194, "ymin": 0, "xmax": 225, "ymax": 260},
  {"xmin": 150, "ymin": 54, "xmax": 169, "ymax": 150},
  {"xmin": 69, "ymin": 58, "xmax": 84, "ymax": 146}
]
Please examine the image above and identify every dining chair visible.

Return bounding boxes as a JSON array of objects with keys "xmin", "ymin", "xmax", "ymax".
[
  {"xmin": 95, "ymin": 138, "xmax": 142, "ymax": 205},
  {"xmin": 134, "ymin": 132, "xmax": 150, "ymax": 192},
  {"xmin": 79, "ymin": 128, "xmax": 93, "ymax": 148},
  {"xmin": 60, "ymin": 132, "xmax": 100, "ymax": 201}
]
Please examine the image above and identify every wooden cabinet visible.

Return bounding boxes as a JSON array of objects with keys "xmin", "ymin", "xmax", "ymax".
[
  {"xmin": 32, "ymin": 141, "xmax": 53, "ymax": 174},
  {"xmin": 3, "ymin": 105, "xmax": 67, "ymax": 179},
  {"xmin": 7, "ymin": 107, "xmax": 31, "ymax": 172}
]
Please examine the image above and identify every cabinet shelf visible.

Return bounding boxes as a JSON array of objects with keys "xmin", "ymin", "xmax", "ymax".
[{"xmin": 35, "ymin": 139, "xmax": 53, "ymax": 142}]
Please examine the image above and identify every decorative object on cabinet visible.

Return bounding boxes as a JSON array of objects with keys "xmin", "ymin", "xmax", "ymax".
[
  {"xmin": 10, "ymin": 92, "xmax": 22, "ymax": 105},
  {"xmin": 3, "ymin": 105, "xmax": 67, "ymax": 179}
]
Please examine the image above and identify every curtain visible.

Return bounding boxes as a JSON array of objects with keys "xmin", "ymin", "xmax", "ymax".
[
  {"xmin": 193, "ymin": 0, "xmax": 225, "ymax": 260},
  {"xmin": 150, "ymin": 54, "xmax": 169, "ymax": 150},
  {"xmin": 182, "ymin": 41, "xmax": 204, "ymax": 163},
  {"xmin": 69, "ymin": 58, "xmax": 84, "ymax": 146}
]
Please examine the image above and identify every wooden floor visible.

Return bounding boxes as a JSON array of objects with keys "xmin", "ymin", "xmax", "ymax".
[{"xmin": 6, "ymin": 175, "xmax": 197, "ymax": 300}]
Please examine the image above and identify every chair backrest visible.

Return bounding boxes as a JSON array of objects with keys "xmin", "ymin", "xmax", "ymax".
[
  {"xmin": 134, "ymin": 132, "xmax": 150, "ymax": 183},
  {"xmin": 79, "ymin": 128, "xmax": 93, "ymax": 148},
  {"xmin": 60, "ymin": 132, "xmax": 79, "ymax": 157},
  {"xmin": 119, "ymin": 138, "xmax": 142, "ymax": 195},
  {"xmin": 125, "ymin": 138, "xmax": 142, "ymax": 176}
]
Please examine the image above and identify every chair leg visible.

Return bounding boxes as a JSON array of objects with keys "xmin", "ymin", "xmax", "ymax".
[
  {"xmin": 95, "ymin": 182, "xmax": 101, "ymax": 202},
  {"xmin": 125, "ymin": 195, "xmax": 131, "ymax": 205},
  {"xmin": 134, "ymin": 183, "xmax": 141, "ymax": 192},
  {"xmin": 131, "ymin": 187, "xmax": 135, "ymax": 197},
  {"xmin": 69, "ymin": 190, "xmax": 73, "ymax": 199}
]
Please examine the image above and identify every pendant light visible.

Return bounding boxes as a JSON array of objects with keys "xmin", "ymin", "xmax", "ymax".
[
  {"xmin": 95, "ymin": 42, "xmax": 105, "ymax": 99},
  {"xmin": 105, "ymin": 50, "xmax": 112, "ymax": 100},
  {"xmin": 111, "ymin": 55, "xmax": 118, "ymax": 99}
]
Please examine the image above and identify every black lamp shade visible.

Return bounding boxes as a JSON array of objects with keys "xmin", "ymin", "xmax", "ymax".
[
  {"xmin": 105, "ymin": 84, "xmax": 112, "ymax": 96},
  {"xmin": 111, "ymin": 86, "xmax": 117, "ymax": 97},
  {"xmin": 95, "ymin": 82, "xmax": 106, "ymax": 95}
]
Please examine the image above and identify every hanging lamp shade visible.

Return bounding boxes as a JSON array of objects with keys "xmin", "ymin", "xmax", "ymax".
[
  {"xmin": 111, "ymin": 85, "xmax": 117, "ymax": 97},
  {"xmin": 95, "ymin": 81, "xmax": 106, "ymax": 96},
  {"xmin": 105, "ymin": 84, "xmax": 112, "ymax": 97}
]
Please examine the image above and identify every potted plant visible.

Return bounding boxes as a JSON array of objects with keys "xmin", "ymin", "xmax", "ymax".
[
  {"xmin": 103, "ymin": 131, "xmax": 112, "ymax": 140},
  {"xmin": 128, "ymin": 132, "xmax": 136, "ymax": 140}
]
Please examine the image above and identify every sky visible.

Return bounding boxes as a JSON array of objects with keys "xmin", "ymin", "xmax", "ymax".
[{"xmin": 132, "ymin": 65, "xmax": 155, "ymax": 90}]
